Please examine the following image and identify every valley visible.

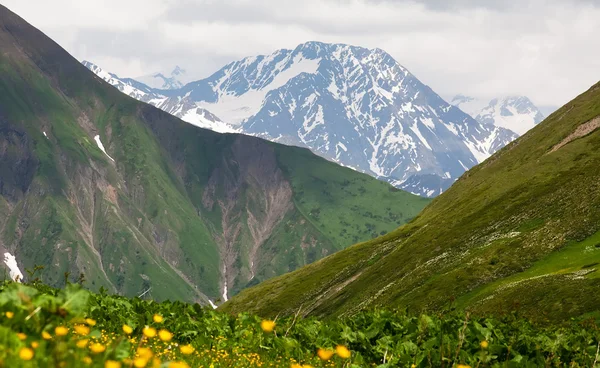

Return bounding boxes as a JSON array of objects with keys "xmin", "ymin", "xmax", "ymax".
[{"xmin": 0, "ymin": 2, "xmax": 599, "ymax": 367}]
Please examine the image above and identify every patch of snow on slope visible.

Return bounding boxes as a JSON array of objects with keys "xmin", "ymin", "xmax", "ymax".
[
  {"xmin": 208, "ymin": 300, "xmax": 218, "ymax": 309},
  {"xmin": 302, "ymin": 105, "xmax": 325, "ymax": 136},
  {"xmin": 94, "ymin": 135, "xmax": 115, "ymax": 162},
  {"xmin": 43, "ymin": 131, "xmax": 48, "ymax": 139},
  {"xmin": 181, "ymin": 109, "xmax": 238, "ymax": 133},
  {"xmin": 409, "ymin": 122, "xmax": 432, "ymax": 150},
  {"xmin": 222, "ymin": 282, "xmax": 228, "ymax": 302},
  {"xmin": 3, "ymin": 253, "xmax": 23, "ymax": 282},
  {"xmin": 463, "ymin": 128, "xmax": 500, "ymax": 163},
  {"xmin": 198, "ymin": 54, "xmax": 321, "ymax": 125}
]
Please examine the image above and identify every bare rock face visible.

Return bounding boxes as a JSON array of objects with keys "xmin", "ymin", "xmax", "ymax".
[{"xmin": 202, "ymin": 136, "xmax": 293, "ymax": 301}]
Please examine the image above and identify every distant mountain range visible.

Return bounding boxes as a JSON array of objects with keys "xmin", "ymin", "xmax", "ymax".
[
  {"xmin": 134, "ymin": 66, "xmax": 193, "ymax": 90},
  {"xmin": 84, "ymin": 42, "xmax": 531, "ymax": 197},
  {"xmin": 451, "ymin": 95, "xmax": 546, "ymax": 135}
]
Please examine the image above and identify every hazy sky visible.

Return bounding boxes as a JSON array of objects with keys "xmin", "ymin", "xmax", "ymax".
[{"xmin": 4, "ymin": 0, "xmax": 600, "ymax": 108}]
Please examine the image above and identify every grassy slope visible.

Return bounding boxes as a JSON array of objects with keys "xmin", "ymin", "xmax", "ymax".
[
  {"xmin": 223, "ymin": 81, "xmax": 600, "ymax": 322},
  {"xmin": 0, "ymin": 43, "xmax": 217, "ymax": 302},
  {"xmin": 274, "ymin": 144, "xmax": 430, "ymax": 248},
  {"xmin": 0, "ymin": 5, "xmax": 428, "ymax": 302}
]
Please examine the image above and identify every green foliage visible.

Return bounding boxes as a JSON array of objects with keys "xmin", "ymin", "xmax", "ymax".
[{"xmin": 1, "ymin": 282, "xmax": 600, "ymax": 367}]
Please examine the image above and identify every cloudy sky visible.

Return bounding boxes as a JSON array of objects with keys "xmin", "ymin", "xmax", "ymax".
[{"xmin": 4, "ymin": 0, "xmax": 600, "ymax": 109}]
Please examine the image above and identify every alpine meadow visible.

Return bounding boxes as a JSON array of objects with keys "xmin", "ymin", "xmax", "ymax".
[{"xmin": 1, "ymin": 2, "xmax": 600, "ymax": 368}]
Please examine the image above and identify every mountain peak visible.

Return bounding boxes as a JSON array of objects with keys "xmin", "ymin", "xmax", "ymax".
[
  {"xmin": 86, "ymin": 41, "xmax": 518, "ymax": 197},
  {"xmin": 171, "ymin": 65, "xmax": 185, "ymax": 76},
  {"xmin": 452, "ymin": 94, "xmax": 545, "ymax": 135}
]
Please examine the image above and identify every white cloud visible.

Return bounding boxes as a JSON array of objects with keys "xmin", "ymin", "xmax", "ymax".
[{"xmin": 3, "ymin": 0, "xmax": 599, "ymax": 107}]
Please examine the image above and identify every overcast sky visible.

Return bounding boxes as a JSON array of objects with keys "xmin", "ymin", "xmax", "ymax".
[{"xmin": 4, "ymin": 0, "xmax": 600, "ymax": 108}]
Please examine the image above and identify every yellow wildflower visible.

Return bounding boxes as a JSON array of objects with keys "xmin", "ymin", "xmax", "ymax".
[
  {"xmin": 179, "ymin": 344, "xmax": 194, "ymax": 355},
  {"xmin": 153, "ymin": 314, "xmax": 164, "ymax": 323},
  {"xmin": 90, "ymin": 343, "xmax": 106, "ymax": 354},
  {"xmin": 19, "ymin": 347, "xmax": 34, "ymax": 360},
  {"xmin": 55, "ymin": 326, "xmax": 69, "ymax": 336},
  {"xmin": 123, "ymin": 324, "xmax": 133, "ymax": 334},
  {"xmin": 167, "ymin": 362, "xmax": 189, "ymax": 368},
  {"xmin": 31, "ymin": 341, "xmax": 39, "ymax": 349},
  {"xmin": 77, "ymin": 339, "xmax": 90, "ymax": 348},
  {"xmin": 42, "ymin": 331, "xmax": 52, "ymax": 340},
  {"xmin": 82, "ymin": 356, "xmax": 93, "ymax": 365},
  {"xmin": 143, "ymin": 326, "xmax": 156, "ymax": 338},
  {"xmin": 105, "ymin": 360, "xmax": 121, "ymax": 368},
  {"xmin": 17, "ymin": 332, "xmax": 27, "ymax": 340},
  {"xmin": 137, "ymin": 347, "xmax": 153, "ymax": 359},
  {"xmin": 456, "ymin": 365, "xmax": 472, "ymax": 368},
  {"xmin": 85, "ymin": 318, "xmax": 97, "ymax": 326},
  {"xmin": 336, "ymin": 345, "xmax": 351, "ymax": 359},
  {"xmin": 317, "ymin": 348, "xmax": 335, "ymax": 361},
  {"xmin": 291, "ymin": 364, "xmax": 302, "ymax": 368},
  {"xmin": 75, "ymin": 324, "xmax": 90, "ymax": 336},
  {"xmin": 260, "ymin": 320, "xmax": 275, "ymax": 333},
  {"xmin": 5, "ymin": 311, "xmax": 14, "ymax": 319},
  {"xmin": 133, "ymin": 357, "xmax": 148, "ymax": 368},
  {"xmin": 158, "ymin": 329, "xmax": 173, "ymax": 342},
  {"xmin": 480, "ymin": 340, "xmax": 489, "ymax": 349}
]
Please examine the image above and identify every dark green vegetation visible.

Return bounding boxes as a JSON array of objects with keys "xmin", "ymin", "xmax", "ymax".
[
  {"xmin": 224, "ymin": 81, "xmax": 600, "ymax": 322},
  {"xmin": 0, "ymin": 5, "xmax": 429, "ymax": 303},
  {"xmin": 2, "ymin": 281, "xmax": 600, "ymax": 367}
]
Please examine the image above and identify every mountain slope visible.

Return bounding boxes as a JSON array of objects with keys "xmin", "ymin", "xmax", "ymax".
[
  {"xmin": 451, "ymin": 95, "xmax": 545, "ymax": 136},
  {"xmin": 223, "ymin": 81, "xmax": 600, "ymax": 322},
  {"xmin": 84, "ymin": 44, "xmax": 518, "ymax": 197},
  {"xmin": 0, "ymin": 5, "xmax": 429, "ymax": 304}
]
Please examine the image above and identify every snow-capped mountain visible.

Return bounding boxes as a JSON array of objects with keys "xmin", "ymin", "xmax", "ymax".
[
  {"xmin": 134, "ymin": 66, "xmax": 192, "ymax": 90},
  {"xmin": 83, "ymin": 61, "xmax": 236, "ymax": 133},
  {"xmin": 83, "ymin": 42, "xmax": 519, "ymax": 197},
  {"xmin": 451, "ymin": 95, "xmax": 545, "ymax": 136},
  {"xmin": 82, "ymin": 61, "xmax": 154, "ymax": 100}
]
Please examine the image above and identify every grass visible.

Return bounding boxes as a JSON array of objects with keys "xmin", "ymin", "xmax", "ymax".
[
  {"xmin": 274, "ymin": 144, "xmax": 430, "ymax": 249},
  {"xmin": 224, "ymin": 81, "xmax": 600, "ymax": 321}
]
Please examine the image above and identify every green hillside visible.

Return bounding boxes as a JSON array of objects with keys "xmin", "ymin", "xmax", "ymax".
[
  {"xmin": 0, "ymin": 5, "xmax": 429, "ymax": 303},
  {"xmin": 223, "ymin": 81, "xmax": 600, "ymax": 322}
]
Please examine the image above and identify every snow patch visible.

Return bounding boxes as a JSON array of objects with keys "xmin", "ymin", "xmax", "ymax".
[
  {"xmin": 180, "ymin": 109, "xmax": 238, "ymax": 134},
  {"xmin": 463, "ymin": 128, "xmax": 499, "ymax": 163},
  {"xmin": 208, "ymin": 300, "xmax": 218, "ymax": 309},
  {"xmin": 3, "ymin": 253, "xmax": 23, "ymax": 282},
  {"xmin": 94, "ymin": 135, "xmax": 115, "ymax": 162},
  {"xmin": 199, "ymin": 53, "xmax": 321, "ymax": 125},
  {"xmin": 222, "ymin": 282, "xmax": 228, "ymax": 302},
  {"xmin": 409, "ymin": 122, "xmax": 432, "ymax": 150}
]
